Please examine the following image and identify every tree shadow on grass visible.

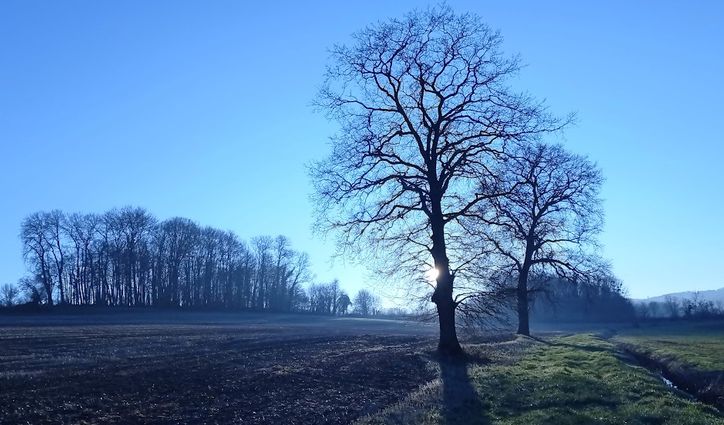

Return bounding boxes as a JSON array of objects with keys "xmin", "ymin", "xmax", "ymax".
[{"xmin": 437, "ymin": 354, "xmax": 492, "ymax": 425}]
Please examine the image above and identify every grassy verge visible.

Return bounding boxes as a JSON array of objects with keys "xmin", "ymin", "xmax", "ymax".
[
  {"xmin": 613, "ymin": 320, "xmax": 724, "ymax": 410},
  {"xmin": 614, "ymin": 320, "xmax": 724, "ymax": 371},
  {"xmin": 358, "ymin": 334, "xmax": 722, "ymax": 425}
]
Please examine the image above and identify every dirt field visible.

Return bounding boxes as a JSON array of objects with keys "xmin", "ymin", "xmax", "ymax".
[{"xmin": 0, "ymin": 312, "xmax": 438, "ymax": 424}]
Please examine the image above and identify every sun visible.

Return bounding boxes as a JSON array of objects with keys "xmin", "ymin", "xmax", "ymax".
[{"xmin": 425, "ymin": 266, "xmax": 439, "ymax": 282}]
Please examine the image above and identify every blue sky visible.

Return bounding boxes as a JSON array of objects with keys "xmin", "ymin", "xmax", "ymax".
[{"xmin": 0, "ymin": 1, "xmax": 722, "ymax": 301}]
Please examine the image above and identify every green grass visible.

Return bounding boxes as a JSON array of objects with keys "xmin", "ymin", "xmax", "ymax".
[
  {"xmin": 358, "ymin": 334, "xmax": 723, "ymax": 425},
  {"xmin": 614, "ymin": 320, "xmax": 724, "ymax": 371}
]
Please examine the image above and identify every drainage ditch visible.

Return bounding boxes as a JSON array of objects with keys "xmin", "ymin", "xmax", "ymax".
[{"xmin": 618, "ymin": 346, "xmax": 723, "ymax": 415}]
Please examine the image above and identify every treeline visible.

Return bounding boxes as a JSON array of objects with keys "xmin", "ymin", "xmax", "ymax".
[
  {"xmin": 307, "ymin": 285, "xmax": 381, "ymax": 316},
  {"xmin": 634, "ymin": 295, "xmax": 724, "ymax": 321},
  {"xmin": 529, "ymin": 276, "xmax": 635, "ymax": 323},
  {"xmin": 16, "ymin": 207, "xmax": 320, "ymax": 312}
]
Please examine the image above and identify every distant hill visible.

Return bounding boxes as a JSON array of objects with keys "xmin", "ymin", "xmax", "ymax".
[{"xmin": 633, "ymin": 287, "xmax": 724, "ymax": 304}]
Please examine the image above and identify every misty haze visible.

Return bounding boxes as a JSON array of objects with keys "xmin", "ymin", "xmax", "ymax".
[{"xmin": 0, "ymin": 2, "xmax": 722, "ymax": 425}]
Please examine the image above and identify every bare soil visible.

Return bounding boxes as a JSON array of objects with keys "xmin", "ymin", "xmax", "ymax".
[{"xmin": 0, "ymin": 313, "xmax": 438, "ymax": 424}]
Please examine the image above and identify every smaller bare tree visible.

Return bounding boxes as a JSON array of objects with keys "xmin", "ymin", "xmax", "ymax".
[
  {"xmin": 337, "ymin": 291, "xmax": 351, "ymax": 315},
  {"xmin": 353, "ymin": 289, "xmax": 380, "ymax": 316},
  {"xmin": 472, "ymin": 143, "xmax": 604, "ymax": 335},
  {"xmin": 663, "ymin": 296, "xmax": 680, "ymax": 318},
  {"xmin": 1, "ymin": 283, "xmax": 20, "ymax": 306},
  {"xmin": 635, "ymin": 303, "xmax": 651, "ymax": 321},
  {"xmin": 18, "ymin": 276, "xmax": 46, "ymax": 305},
  {"xmin": 21, "ymin": 213, "xmax": 55, "ymax": 305}
]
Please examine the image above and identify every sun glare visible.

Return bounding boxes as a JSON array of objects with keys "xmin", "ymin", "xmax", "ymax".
[{"xmin": 425, "ymin": 267, "xmax": 439, "ymax": 282}]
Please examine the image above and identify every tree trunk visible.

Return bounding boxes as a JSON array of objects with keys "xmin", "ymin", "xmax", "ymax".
[
  {"xmin": 516, "ymin": 267, "xmax": 530, "ymax": 336},
  {"xmin": 45, "ymin": 285, "xmax": 54, "ymax": 306},
  {"xmin": 429, "ymin": 207, "xmax": 462, "ymax": 356},
  {"xmin": 433, "ymin": 272, "xmax": 462, "ymax": 356},
  {"xmin": 58, "ymin": 273, "xmax": 65, "ymax": 305}
]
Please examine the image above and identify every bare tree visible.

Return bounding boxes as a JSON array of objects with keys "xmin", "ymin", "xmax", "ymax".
[
  {"xmin": 157, "ymin": 217, "xmax": 199, "ymax": 306},
  {"xmin": 286, "ymin": 252, "xmax": 311, "ymax": 311},
  {"xmin": 44, "ymin": 210, "xmax": 68, "ymax": 304},
  {"xmin": 308, "ymin": 280, "xmax": 342, "ymax": 315},
  {"xmin": 337, "ymin": 291, "xmax": 351, "ymax": 315},
  {"xmin": 311, "ymin": 6, "xmax": 564, "ymax": 353},
  {"xmin": 635, "ymin": 303, "xmax": 651, "ymax": 321},
  {"xmin": 329, "ymin": 279, "xmax": 340, "ymax": 315},
  {"xmin": 1, "ymin": 283, "xmax": 20, "ymax": 306},
  {"xmin": 18, "ymin": 276, "xmax": 46, "ymax": 304},
  {"xmin": 252, "ymin": 236, "xmax": 273, "ymax": 310},
  {"xmin": 647, "ymin": 301, "xmax": 661, "ymax": 318},
  {"xmin": 353, "ymin": 289, "xmax": 380, "ymax": 316},
  {"xmin": 269, "ymin": 236, "xmax": 291, "ymax": 311},
  {"xmin": 663, "ymin": 296, "xmax": 680, "ymax": 318},
  {"xmin": 20, "ymin": 212, "xmax": 54, "ymax": 305},
  {"xmin": 472, "ymin": 143, "xmax": 604, "ymax": 335},
  {"xmin": 65, "ymin": 213, "xmax": 100, "ymax": 305}
]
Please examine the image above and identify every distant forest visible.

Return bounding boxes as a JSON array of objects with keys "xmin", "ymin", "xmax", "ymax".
[
  {"xmin": 526, "ymin": 278, "xmax": 723, "ymax": 324},
  {"xmin": 11, "ymin": 207, "xmax": 377, "ymax": 315},
  {"xmin": 9, "ymin": 207, "xmax": 718, "ymax": 325},
  {"xmin": 528, "ymin": 277, "xmax": 635, "ymax": 323}
]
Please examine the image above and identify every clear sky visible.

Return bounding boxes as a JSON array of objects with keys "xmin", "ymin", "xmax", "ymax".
[{"xmin": 1, "ymin": 1, "xmax": 722, "ymax": 301}]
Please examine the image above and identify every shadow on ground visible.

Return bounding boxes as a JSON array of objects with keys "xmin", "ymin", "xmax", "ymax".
[{"xmin": 438, "ymin": 355, "xmax": 491, "ymax": 425}]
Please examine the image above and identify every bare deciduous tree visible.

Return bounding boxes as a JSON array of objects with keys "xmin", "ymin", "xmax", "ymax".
[
  {"xmin": 20, "ymin": 212, "xmax": 54, "ymax": 305},
  {"xmin": 308, "ymin": 280, "xmax": 342, "ymax": 314},
  {"xmin": 40, "ymin": 210, "xmax": 68, "ymax": 304},
  {"xmin": 353, "ymin": 289, "xmax": 380, "ymax": 316},
  {"xmin": 473, "ymin": 143, "xmax": 604, "ymax": 335},
  {"xmin": 337, "ymin": 291, "xmax": 351, "ymax": 315},
  {"xmin": 18, "ymin": 276, "xmax": 46, "ymax": 304},
  {"xmin": 311, "ymin": 6, "xmax": 564, "ymax": 353},
  {"xmin": 663, "ymin": 296, "xmax": 680, "ymax": 318},
  {"xmin": 1, "ymin": 283, "xmax": 20, "ymax": 306}
]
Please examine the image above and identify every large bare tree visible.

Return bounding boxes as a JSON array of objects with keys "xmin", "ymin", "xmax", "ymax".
[
  {"xmin": 475, "ymin": 143, "xmax": 604, "ymax": 335},
  {"xmin": 311, "ymin": 6, "xmax": 565, "ymax": 354}
]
